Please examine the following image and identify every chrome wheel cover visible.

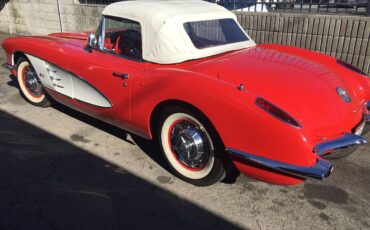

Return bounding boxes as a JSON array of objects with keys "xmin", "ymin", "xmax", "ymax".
[
  {"xmin": 169, "ymin": 120, "xmax": 211, "ymax": 169},
  {"xmin": 24, "ymin": 66, "xmax": 43, "ymax": 97}
]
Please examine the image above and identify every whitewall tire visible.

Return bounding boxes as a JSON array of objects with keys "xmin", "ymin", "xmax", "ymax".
[
  {"xmin": 158, "ymin": 106, "xmax": 232, "ymax": 186},
  {"xmin": 16, "ymin": 57, "xmax": 50, "ymax": 107}
]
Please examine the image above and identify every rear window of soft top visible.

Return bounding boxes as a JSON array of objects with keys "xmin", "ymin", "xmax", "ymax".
[{"xmin": 183, "ymin": 18, "xmax": 248, "ymax": 49}]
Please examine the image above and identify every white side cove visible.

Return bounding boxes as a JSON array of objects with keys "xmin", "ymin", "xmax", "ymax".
[{"xmin": 25, "ymin": 54, "xmax": 112, "ymax": 108}]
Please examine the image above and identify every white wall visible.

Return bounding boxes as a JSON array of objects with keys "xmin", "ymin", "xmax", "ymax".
[
  {"xmin": 0, "ymin": 0, "xmax": 104, "ymax": 35},
  {"xmin": 0, "ymin": 0, "xmax": 368, "ymax": 74}
]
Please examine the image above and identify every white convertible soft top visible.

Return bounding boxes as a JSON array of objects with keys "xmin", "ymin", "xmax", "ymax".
[{"xmin": 102, "ymin": 0, "xmax": 255, "ymax": 64}]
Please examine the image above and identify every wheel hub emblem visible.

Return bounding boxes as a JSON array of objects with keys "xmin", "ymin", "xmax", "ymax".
[{"xmin": 170, "ymin": 121, "xmax": 210, "ymax": 169}]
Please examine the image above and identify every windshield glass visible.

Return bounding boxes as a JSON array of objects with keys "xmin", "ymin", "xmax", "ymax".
[{"xmin": 183, "ymin": 18, "xmax": 248, "ymax": 49}]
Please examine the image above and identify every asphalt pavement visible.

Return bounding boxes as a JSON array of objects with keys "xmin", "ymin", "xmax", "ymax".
[{"xmin": 0, "ymin": 32, "xmax": 369, "ymax": 230}]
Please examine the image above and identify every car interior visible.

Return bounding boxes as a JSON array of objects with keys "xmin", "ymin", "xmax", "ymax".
[{"xmin": 104, "ymin": 29, "xmax": 142, "ymax": 60}]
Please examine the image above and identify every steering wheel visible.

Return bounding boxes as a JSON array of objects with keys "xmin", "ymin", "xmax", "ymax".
[{"xmin": 115, "ymin": 30, "xmax": 142, "ymax": 59}]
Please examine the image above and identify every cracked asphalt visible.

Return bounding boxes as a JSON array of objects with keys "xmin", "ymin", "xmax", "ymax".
[{"xmin": 0, "ymin": 32, "xmax": 369, "ymax": 230}]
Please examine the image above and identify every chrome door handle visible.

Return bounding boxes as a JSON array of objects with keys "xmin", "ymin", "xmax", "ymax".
[{"xmin": 112, "ymin": 72, "xmax": 129, "ymax": 79}]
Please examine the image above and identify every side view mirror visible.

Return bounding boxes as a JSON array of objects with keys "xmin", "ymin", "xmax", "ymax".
[{"xmin": 87, "ymin": 33, "xmax": 97, "ymax": 52}]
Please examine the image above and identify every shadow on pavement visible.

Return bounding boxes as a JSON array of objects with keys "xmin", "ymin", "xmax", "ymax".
[
  {"xmin": 52, "ymin": 102, "xmax": 242, "ymax": 185},
  {"xmin": 7, "ymin": 73, "xmax": 170, "ymax": 171},
  {"xmin": 0, "ymin": 109, "xmax": 242, "ymax": 230},
  {"xmin": 52, "ymin": 102, "xmax": 171, "ymax": 171},
  {"xmin": 5, "ymin": 74, "xmax": 242, "ymax": 186}
]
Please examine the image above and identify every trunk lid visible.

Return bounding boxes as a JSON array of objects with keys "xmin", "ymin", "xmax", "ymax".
[{"xmin": 188, "ymin": 46, "xmax": 363, "ymax": 137}]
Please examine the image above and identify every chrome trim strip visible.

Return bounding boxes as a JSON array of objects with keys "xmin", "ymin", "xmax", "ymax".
[
  {"xmin": 313, "ymin": 133, "xmax": 367, "ymax": 156},
  {"xmin": 226, "ymin": 148, "xmax": 333, "ymax": 180},
  {"xmin": 2, "ymin": 63, "xmax": 13, "ymax": 70}
]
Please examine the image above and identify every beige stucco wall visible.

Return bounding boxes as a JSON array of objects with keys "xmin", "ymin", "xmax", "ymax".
[
  {"xmin": 0, "ymin": 0, "xmax": 104, "ymax": 35},
  {"xmin": 0, "ymin": 1, "xmax": 369, "ymax": 74}
]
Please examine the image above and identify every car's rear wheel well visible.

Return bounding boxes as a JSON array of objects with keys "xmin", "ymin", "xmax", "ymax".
[
  {"xmin": 150, "ymin": 100, "xmax": 223, "ymax": 145},
  {"xmin": 151, "ymin": 100, "xmax": 235, "ymax": 186},
  {"xmin": 151, "ymin": 100, "xmax": 197, "ymax": 135}
]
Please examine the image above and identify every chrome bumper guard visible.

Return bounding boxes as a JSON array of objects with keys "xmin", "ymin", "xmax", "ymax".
[
  {"xmin": 313, "ymin": 115, "xmax": 369, "ymax": 159},
  {"xmin": 2, "ymin": 63, "xmax": 14, "ymax": 71},
  {"xmin": 226, "ymin": 148, "xmax": 333, "ymax": 180},
  {"xmin": 313, "ymin": 133, "xmax": 367, "ymax": 159}
]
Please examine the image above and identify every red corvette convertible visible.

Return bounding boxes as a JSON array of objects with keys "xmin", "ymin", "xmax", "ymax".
[{"xmin": 2, "ymin": 0, "xmax": 369, "ymax": 186}]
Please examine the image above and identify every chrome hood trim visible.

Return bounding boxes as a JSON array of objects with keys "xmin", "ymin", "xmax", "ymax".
[
  {"xmin": 313, "ymin": 133, "xmax": 368, "ymax": 156},
  {"xmin": 226, "ymin": 148, "xmax": 333, "ymax": 180}
]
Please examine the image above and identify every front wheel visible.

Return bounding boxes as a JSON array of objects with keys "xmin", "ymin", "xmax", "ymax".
[
  {"xmin": 158, "ymin": 107, "xmax": 232, "ymax": 186},
  {"xmin": 16, "ymin": 57, "xmax": 50, "ymax": 107}
]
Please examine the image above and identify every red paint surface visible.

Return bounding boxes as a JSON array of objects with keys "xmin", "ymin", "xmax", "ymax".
[{"xmin": 2, "ymin": 33, "xmax": 369, "ymax": 185}]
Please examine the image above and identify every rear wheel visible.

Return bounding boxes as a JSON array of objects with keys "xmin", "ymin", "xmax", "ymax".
[
  {"xmin": 16, "ymin": 57, "xmax": 50, "ymax": 107},
  {"xmin": 158, "ymin": 106, "xmax": 232, "ymax": 186}
]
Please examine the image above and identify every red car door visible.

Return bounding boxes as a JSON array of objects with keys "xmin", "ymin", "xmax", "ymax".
[
  {"xmin": 63, "ymin": 15, "xmax": 149, "ymax": 131},
  {"xmin": 67, "ymin": 49, "xmax": 145, "ymax": 130}
]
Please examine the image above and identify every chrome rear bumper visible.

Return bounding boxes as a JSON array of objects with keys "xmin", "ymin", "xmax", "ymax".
[
  {"xmin": 313, "ymin": 115, "xmax": 369, "ymax": 159},
  {"xmin": 227, "ymin": 114, "xmax": 368, "ymax": 180},
  {"xmin": 313, "ymin": 133, "xmax": 368, "ymax": 159},
  {"xmin": 226, "ymin": 148, "xmax": 333, "ymax": 180}
]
